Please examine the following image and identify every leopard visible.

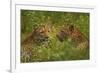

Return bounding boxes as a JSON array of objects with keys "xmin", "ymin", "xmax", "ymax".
[
  {"xmin": 56, "ymin": 24, "xmax": 89, "ymax": 50},
  {"xmin": 21, "ymin": 25, "xmax": 51, "ymax": 62}
]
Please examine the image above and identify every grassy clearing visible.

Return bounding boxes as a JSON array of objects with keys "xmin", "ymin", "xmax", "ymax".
[{"xmin": 21, "ymin": 10, "xmax": 89, "ymax": 63}]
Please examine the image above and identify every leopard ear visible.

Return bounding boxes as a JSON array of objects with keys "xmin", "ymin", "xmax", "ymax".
[{"xmin": 69, "ymin": 25, "xmax": 74, "ymax": 32}]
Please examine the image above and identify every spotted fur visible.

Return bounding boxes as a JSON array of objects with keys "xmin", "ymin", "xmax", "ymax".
[
  {"xmin": 21, "ymin": 25, "xmax": 51, "ymax": 62},
  {"xmin": 57, "ymin": 24, "xmax": 89, "ymax": 50}
]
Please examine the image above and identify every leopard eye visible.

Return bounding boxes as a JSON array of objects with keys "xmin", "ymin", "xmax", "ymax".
[{"xmin": 48, "ymin": 30, "xmax": 50, "ymax": 32}]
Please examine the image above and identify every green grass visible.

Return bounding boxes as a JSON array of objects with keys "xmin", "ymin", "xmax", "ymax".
[{"xmin": 21, "ymin": 10, "xmax": 89, "ymax": 63}]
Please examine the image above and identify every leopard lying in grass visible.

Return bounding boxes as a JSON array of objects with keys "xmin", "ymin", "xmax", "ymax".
[
  {"xmin": 21, "ymin": 25, "xmax": 51, "ymax": 62},
  {"xmin": 57, "ymin": 24, "xmax": 89, "ymax": 50}
]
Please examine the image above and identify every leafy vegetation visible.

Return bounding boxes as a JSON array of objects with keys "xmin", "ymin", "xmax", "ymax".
[{"xmin": 21, "ymin": 10, "xmax": 89, "ymax": 63}]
